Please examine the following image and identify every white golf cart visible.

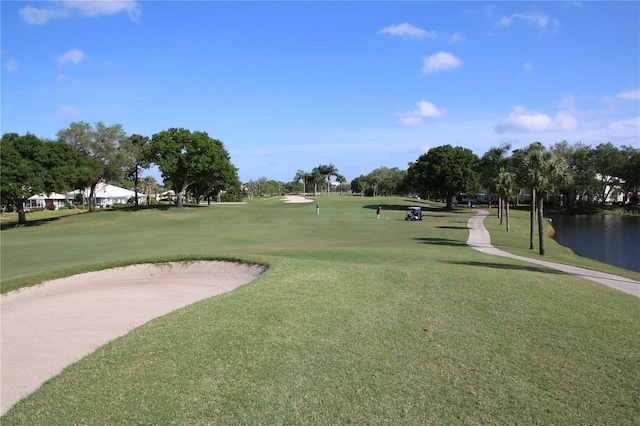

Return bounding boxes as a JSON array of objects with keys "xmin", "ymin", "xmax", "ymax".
[{"xmin": 405, "ymin": 206, "xmax": 423, "ymax": 221}]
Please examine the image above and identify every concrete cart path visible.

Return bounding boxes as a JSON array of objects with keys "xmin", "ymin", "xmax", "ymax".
[{"xmin": 467, "ymin": 210, "xmax": 639, "ymax": 297}]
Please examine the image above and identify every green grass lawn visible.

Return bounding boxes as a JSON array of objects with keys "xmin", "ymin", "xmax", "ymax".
[{"xmin": 1, "ymin": 196, "xmax": 639, "ymax": 424}]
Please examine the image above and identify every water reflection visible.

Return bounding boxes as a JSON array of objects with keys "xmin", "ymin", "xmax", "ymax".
[{"xmin": 550, "ymin": 215, "xmax": 640, "ymax": 272}]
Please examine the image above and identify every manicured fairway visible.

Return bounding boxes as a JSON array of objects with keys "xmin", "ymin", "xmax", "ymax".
[{"xmin": 1, "ymin": 197, "xmax": 639, "ymax": 424}]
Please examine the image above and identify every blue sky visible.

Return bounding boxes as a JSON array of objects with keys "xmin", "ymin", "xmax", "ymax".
[{"xmin": 2, "ymin": 1, "xmax": 639, "ymax": 184}]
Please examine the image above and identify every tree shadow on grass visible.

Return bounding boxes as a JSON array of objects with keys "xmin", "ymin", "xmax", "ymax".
[
  {"xmin": 363, "ymin": 204, "xmax": 446, "ymax": 214},
  {"xmin": 413, "ymin": 237, "xmax": 467, "ymax": 247},
  {"xmin": 434, "ymin": 225, "xmax": 468, "ymax": 230},
  {"xmin": 0, "ymin": 216, "xmax": 64, "ymax": 230},
  {"xmin": 0, "ymin": 204, "xmax": 206, "ymax": 229},
  {"xmin": 442, "ymin": 260, "xmax": 566, "ymax": 275},
  {"xmin": 104, "ymin": 204, "xmax": 210, "ymax": 213},
  {"xmin": 363, "ymin": 204, "xmax": 411, "ymax": 211}
]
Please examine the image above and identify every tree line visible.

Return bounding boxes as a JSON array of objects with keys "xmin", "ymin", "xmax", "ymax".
[
  {"xmin": 405, "ymin": 141, "xmax": 639, "ymax": 255},
  {"xmin": 3, "ymin": 118, "xmax": 638, "ymax": 253},
  {"xmin": 334, "ymin": 141, "xmax": 638, "ymax": 256},
  {"xmin": 340, "ymin": 142, "xmax": 639, "ymax": 216},
  {"xmin": 1, "ymin": 122, "xmax": 240, "ymax": 224}
]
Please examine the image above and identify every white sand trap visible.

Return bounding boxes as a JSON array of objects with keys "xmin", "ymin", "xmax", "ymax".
[
  {"xmin": 281, "ymin": 195, "xmax": 314, "ymax": 203},
  {"xmin": 0, "ymin": 261, "xmax": 266, "ymax": 415}
]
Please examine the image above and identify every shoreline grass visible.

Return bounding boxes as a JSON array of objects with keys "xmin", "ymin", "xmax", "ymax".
[{"xmin": 1, "ymin": 196, "xmax": 638, "ymax": 424}]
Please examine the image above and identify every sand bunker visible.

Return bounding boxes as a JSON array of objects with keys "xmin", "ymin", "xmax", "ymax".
[
  {"xmin": 281, "ymin": 195, "xmax": 314, "ymax": 203},
  {"xmin": 0, "ymin": 261, "xmax": 265, "ymax": 415}
]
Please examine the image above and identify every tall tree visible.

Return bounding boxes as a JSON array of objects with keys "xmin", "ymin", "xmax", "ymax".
[
  {"xmin": 350, "ymin": 175, "xmax": 367, "ymax": 196},
  {"xmin": 590, "ymin": 142, "xmax": 625, "ymax": 206},
  {"xmin": 569, "ymin": 145, "xmax": 598, "ymax": 205},
  {"xmin": 1, "ymin": 133, "xmax": 86, "ymax": 224},
  {"xmin": 316, "ymin": 164, "xmax": 338, "ymax": 196},
  {"xmin": 308, "ymin": 169, "xmax": 324, "ymax": 197},
  {"xmin": 514, "ymin": 142, "xmax": 569, "ymax": 255},
  {"xmin": 550, "ymin": 140, "xmax": 588, "ymax": 206},
  {"xmin": 619, "ymin": 145, "xmax": 640, "ymax": 205},
  {"xmin": 147, "ymin": 128, "xmax": 238, "ymax": 208},
  {"xmin": 495, "ymin": 171, "xmax": 518, "ymax": 232},
  {"xmin": 335, "ymin": 173, "xmax": 348, "ymax": 194},
  {"xmin": 479, "ymin": 143, "xmax": 511, "ymax": 212},
  {"xmin": 57, "ymin": 121, "xmax": 128, "ymax": 212},
  {"xmin": 409, "ymin": 145, "xmax": 479, "ymax": 209},
  {"xmin": 142, "ymin": 176, "xmax": 159, "ymax": 206},
  {"xmin": 294, "ymin": 170, "xmax": 307, "ymax": 195},
  {"xmin": 1, "ymin": 133, "xmax": 47, "ymax": 224},
  {"xmin": 120, "ymin": 134, "xmax": 150, "ymax": 207}
]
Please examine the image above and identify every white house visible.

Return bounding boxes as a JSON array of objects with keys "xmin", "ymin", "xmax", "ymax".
[
  {"xmin": 72, "ymin": 183, "xmax": 146, "ymax": 207},
  {"xmin": 26, "ymin": 192, "xmax": 69, "ymax": 210}
]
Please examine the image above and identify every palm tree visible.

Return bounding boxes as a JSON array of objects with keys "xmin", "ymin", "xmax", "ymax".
[
  {"xmin": 479, "ymin": 143, "xmax": 511, "ymax": 217},
  {"xmin": 143, "ymin": 176, "xmax": 158, "ymax": 206},
  {"xmin": 515, "ymin": 142, "xmax": 567, "ymax": 255},
  {"xmin": 294, "ymin": 170, "xmax": 307, "ymax": 195},
  {"xmin": 335, "ymin": 173, "xmax": 347, "ymax": 194},
  {"xmin": 309, "ymin": 169, "xmax": 324, "ymax": 197},
  {"xmin": 316, "ymin": 164, "xmax": 338, "ymax": 196},
  {"xmin": 495, "ymin": 171, "xmax": 517, "ymax": 232}
]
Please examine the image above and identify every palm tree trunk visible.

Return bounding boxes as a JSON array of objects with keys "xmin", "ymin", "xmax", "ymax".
[
  {"xmin": 537, "ymin": 194, "xmax": 545, "ymax": 255},
  {"xmin": 134, "ymin": 167, "xmax": 139, "ymax": 207},
  {"xmin": 505, "ymin": 199, "xmax": 510, "ymax": 232},
  {"xmin": 529, "ymin": 189, "xmax": 536, "ymax": 250}
]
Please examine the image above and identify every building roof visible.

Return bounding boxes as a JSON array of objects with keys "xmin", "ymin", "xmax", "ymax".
[
  {"xmin": 27, "ymin": 192, "xmax": 68, "ymax": 200},
  {"xmin": 71, "ymin": 183, "xmax": 137, "ymax": 198}
]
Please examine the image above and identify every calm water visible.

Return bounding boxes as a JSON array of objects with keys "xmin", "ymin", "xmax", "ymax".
[{"xmin": 550, "ymin": 214, "xmax": 640, "ymax": 273}]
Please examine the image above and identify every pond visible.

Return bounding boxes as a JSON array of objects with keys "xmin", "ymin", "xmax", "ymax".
[{"xmin": 550, "ymin": 214, "xmax": 640, "ymax": 273}]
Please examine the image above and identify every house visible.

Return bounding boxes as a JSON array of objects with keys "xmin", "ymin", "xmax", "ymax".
[
  {"xmin": 26, "ymin": 192, "xmax": 69, "ymax": 210},
  {"xmin": 72, "ymin": 182, "xmax": 146, "ymax": 208}
]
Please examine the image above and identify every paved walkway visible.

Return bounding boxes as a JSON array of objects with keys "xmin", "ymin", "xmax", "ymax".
[{"xmin": 467, "ymin": 210, "xmax": 639, "ymax": 297}]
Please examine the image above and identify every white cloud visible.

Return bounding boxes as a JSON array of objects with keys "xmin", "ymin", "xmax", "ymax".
[
  {"xmin": 19, "ymin": 1, "xmax": 142, "ymax": 25},
  {"xmin": 524, "ymin": 62, "xmax": 533, "ymax": 71},
  {"xmin": 422, "ymin": 52, "xmax": 462, "ymax": 75},
  {"xmin": 495, "ymin": 106, "xmax": 579, "ymax": 133},
  {"xmin": 617, "ymin": 90, "xmax": 640, "ymax": 101},
  {"xmin": 499, "ymin": 11, "xmax": 559, "ymax": 29},
  {"xmin": 378, "ymin": 23, "xmax": 433, "ymax": 39},
  {"xmin": 57, "ymin": 49, "xmax": 84, "ymax": 65},
  {"xmin": 19, "ymin": 6, "xmax": 68, "ymax": 24},
  {"xmin": 447, "ymin": 33, "xmax": 466, "ymax": 43},
  {"xmin": 3, "ymin": 59, "xmax": 20, "ymax": 72},
  {"xmin": 378, "ymin": 24, "xmax": 465, "ymax": 43},
  {"xmin": 57, "ymin": 105, "xmax": 82, "ymax": 117},
  {"xmin": 397, "ymin": 100, "xmax": 446, "ymax": 125}
]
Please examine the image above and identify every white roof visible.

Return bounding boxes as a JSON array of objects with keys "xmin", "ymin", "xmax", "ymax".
[
  {"xmin": 73, "ymin": 183, "xmax": 137, "ymax": 198},
  {"xmin": 27, "ymin": 192, "xmax": 68, "ymax": 200}
]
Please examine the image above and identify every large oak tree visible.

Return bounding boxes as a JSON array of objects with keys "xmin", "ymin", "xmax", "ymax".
[
  {"xmin": 147, "ymin": 128, "xmax": 238, "ymax": 208},
  {"xmin": 408, "ymin": 145, "xmax": 479, "ymax": 209},
  {"xmin": 57, "ymin": 121, "xmax": 128, "ymax": 212},
  {"xmin": 1, "ymin": 133, "xmax": 87, "ymax": 224}
]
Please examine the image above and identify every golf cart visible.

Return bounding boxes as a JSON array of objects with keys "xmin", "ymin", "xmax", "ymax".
[{"xmin": 405, "ymin": 206, "xmax": 423, "ymax": 221}]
